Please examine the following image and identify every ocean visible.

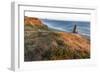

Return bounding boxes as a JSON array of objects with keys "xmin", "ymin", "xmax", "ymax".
[{"xmin": 42, "ymin": 19, "xmax": 90, "ymax": 37}]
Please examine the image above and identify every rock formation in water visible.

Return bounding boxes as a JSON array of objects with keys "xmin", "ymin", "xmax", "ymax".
[{"xmin": 72, "ymin": 24, "xmax": 78, "ymax": 33}]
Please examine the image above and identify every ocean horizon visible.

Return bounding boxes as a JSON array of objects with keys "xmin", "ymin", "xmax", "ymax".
[{"xmin": 42, "ymin": 19, "xmax": 90, "ymax": 37}]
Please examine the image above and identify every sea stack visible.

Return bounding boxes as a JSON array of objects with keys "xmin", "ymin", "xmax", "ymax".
[{"xmin": 72, "ymin": 24, "xmax": 78, "ymax": 33}]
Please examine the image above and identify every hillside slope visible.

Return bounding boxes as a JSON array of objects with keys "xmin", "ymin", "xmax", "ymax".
[{"xmin": 24, "ymin": 16, "xmax": 90, "ymax": 61}]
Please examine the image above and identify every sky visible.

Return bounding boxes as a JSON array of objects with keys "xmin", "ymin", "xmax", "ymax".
[{"xmin": 25, "ymin": 11, "xmax": 91, "ymax": 21}]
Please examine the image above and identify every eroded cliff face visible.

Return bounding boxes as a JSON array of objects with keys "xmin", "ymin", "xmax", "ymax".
[{"xmin": 24, "ymin": 16, "xmax": 43, "ymax": 26}]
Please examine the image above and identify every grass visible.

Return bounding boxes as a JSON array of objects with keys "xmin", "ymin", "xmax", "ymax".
[{"xmin": 24, "ymin": 31, "xmax": 90, "ymax": 61}]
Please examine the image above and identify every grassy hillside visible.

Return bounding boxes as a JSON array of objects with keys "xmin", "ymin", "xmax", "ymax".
[{"xmin": 24, "ymin": 16, "xmax": 90, "ymax": 61}]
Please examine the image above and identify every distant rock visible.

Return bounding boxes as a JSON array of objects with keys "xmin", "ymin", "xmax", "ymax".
[{"xmin": 72, "ymin": 24, "xmax": 78, "ymax": 33}]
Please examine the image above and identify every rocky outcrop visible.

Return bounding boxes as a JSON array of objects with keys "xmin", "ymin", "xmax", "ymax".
[{"xmin": 24, "ymin": 16, "xmax": 43, "ymax": 26}]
